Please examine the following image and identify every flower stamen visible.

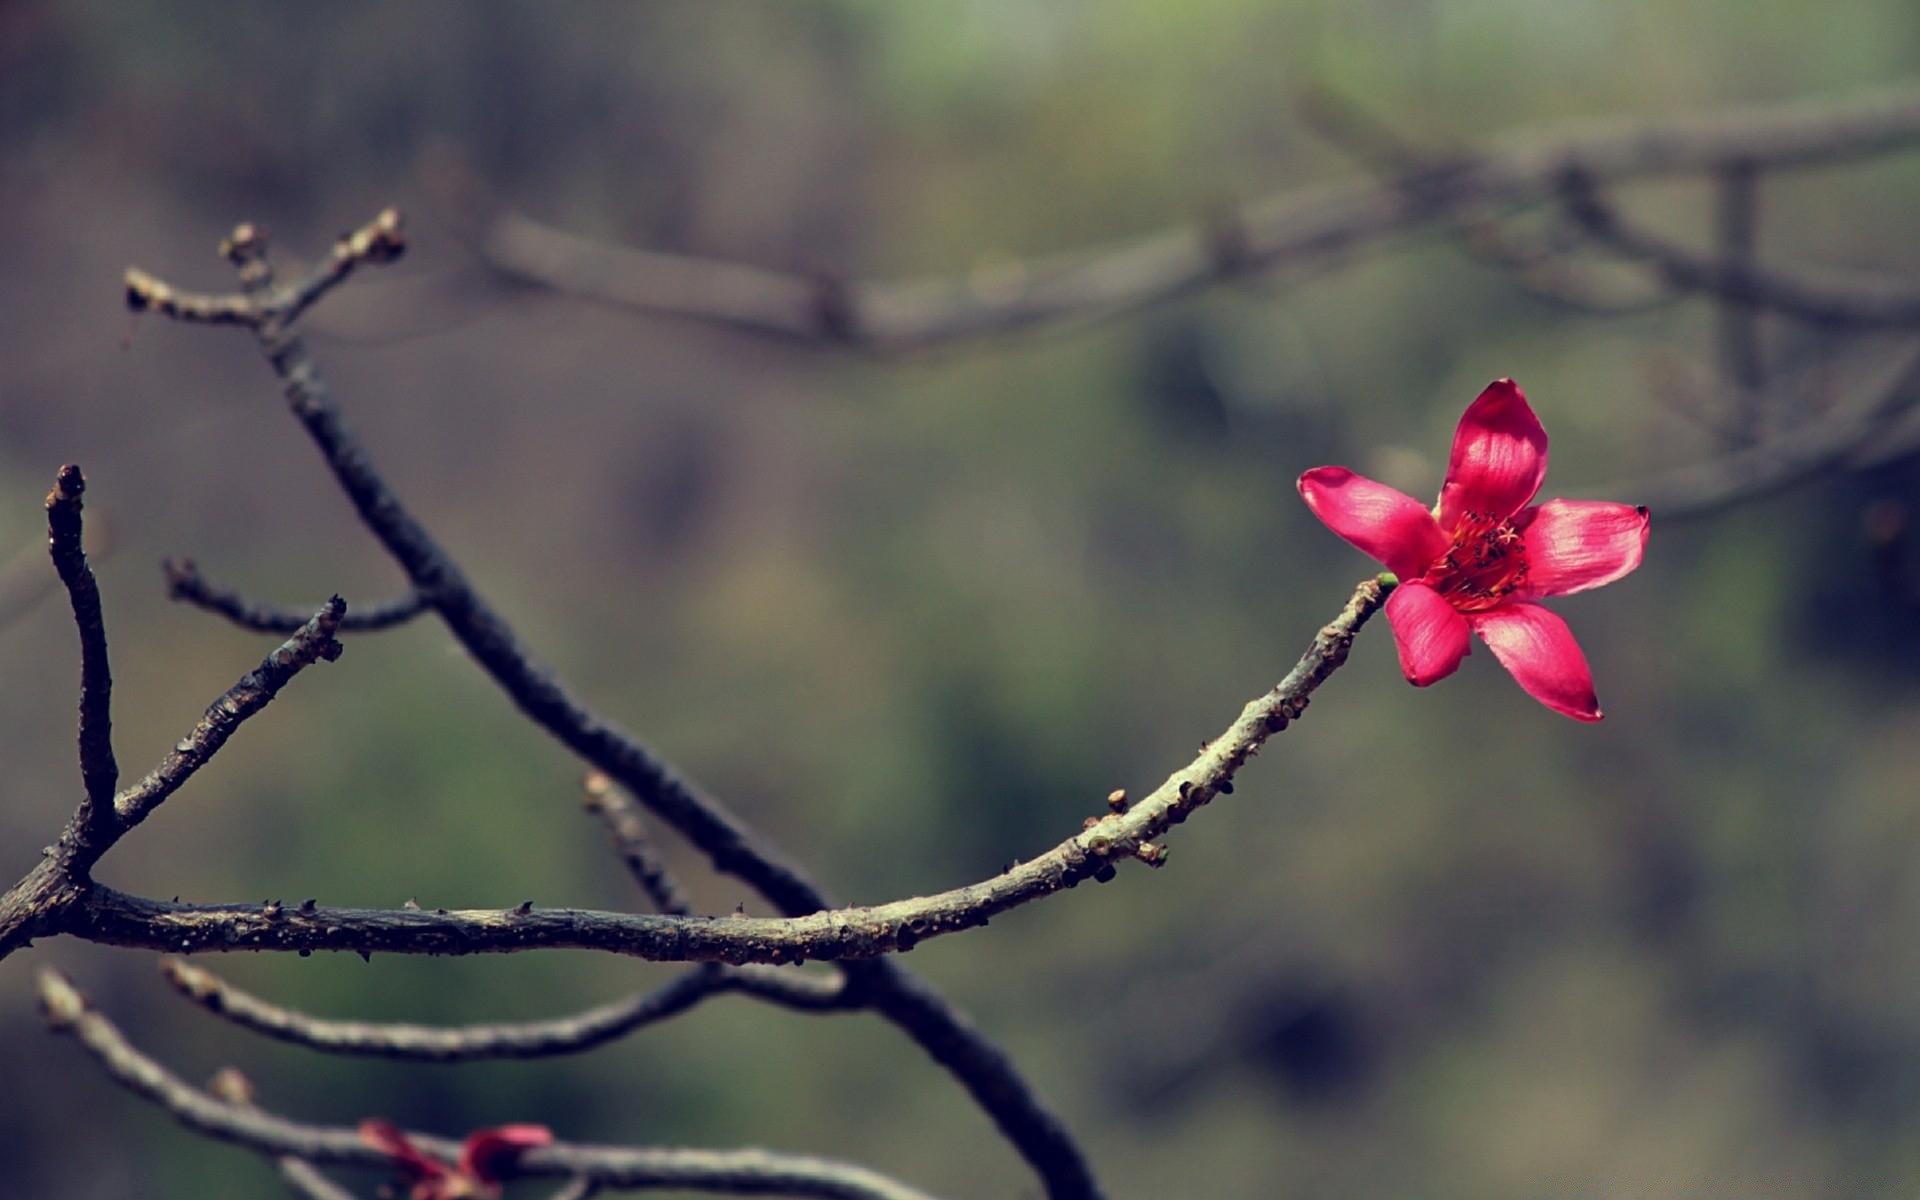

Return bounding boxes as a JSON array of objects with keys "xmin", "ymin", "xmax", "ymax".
[{"xmin": 1425, "ymin": 510, "xmax": 1528, "ymax": 611}]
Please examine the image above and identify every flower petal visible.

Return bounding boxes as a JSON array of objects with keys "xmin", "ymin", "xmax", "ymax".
[
  {"xmin": 359, "ymin": 1119, "xmax": 446, "ymax": 1182},
  {"xmin": 1437, "ymin": 379, "xmax": 1550, "ymax": 530},
  {"xmin": 1518, "ymin": 500, "xmax": 1650, "ymax": 597},
  {"xmin": 1385, "ymin": 580, "xmax": 1473, "ymax": 686},
  {"xmin": 1468, "ymin": 601, "xmax": 1601, "ymax": 721},
  {"xmin": 1298, "ymin": 466, "xmax": 1450, "ymax": 580},
  {"xmin": 458, "ymin": 1124, "xmax": 555, "ymax": 1183}
]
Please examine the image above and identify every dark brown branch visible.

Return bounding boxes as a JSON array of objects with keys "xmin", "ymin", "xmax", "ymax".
[
  {"xmin": 45, "ymin": 465, "xmax": 118, "ymax": 832},
  {"xmin": 439, "ymin": 83, "xmax": 1920, "ymax": 350},
  {"xmin": 1563, "ymin": 175, "xmax": 1920, "ymax": 328},
  {"xmin": 40, "ymin": 970, "xmax": 941, "ymax": 1200},
  {"xmin": 65, "ymin": 576, "xmax": 1386, "ymax": 966},
  {"xmin": 583, "ymin": 771, "xmax": 695, "ymax": 915},
  {"xmin": 112, "ymin": 598, "xmax": 345, "ymax": 832},
  {"xmin": 164, "ymin": 558, "xmax": 427, "ymax": 634},
  {"xmin": 161, "ymin": 957, "xmax": 847, "ymax": 1061}
]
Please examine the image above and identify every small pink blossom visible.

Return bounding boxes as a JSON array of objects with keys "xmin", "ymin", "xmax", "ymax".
[
  {"xmin": 359, "ymin": 1118, "xmax": 553, "ymax": 1200},
  {"xmin": 1298, "ymin": 379, "xmax": 1648, "ymax": 720}
]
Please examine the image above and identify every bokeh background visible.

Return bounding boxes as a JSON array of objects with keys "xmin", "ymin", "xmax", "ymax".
[{"xmin": 6, "ymin": 3, "xmax": 1920, "ymax": 1197}]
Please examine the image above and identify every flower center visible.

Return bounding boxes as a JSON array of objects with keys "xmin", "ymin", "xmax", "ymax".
[{"xmin": 1424, "ymin": 510, "xmax": 1528, "ymax": 611}]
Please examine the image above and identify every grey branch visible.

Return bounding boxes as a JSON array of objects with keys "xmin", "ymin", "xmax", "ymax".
[
  {"xmin": 164, "ymin": 559, "xmax": 428, "ymax": 634},
  {"xmin": 441, "ymin": 82, "xmax": 1920, "ymax": 350},
  {"xmin": 111, "ymin": 598, "xmax": 345, "ymax": 832},
  {"xmin": 39, "ymin": 970, "xmax": 942, "ymax": 1200},
  {"xmin": 1294, "ymin": 84, "xmax": 1677, "ymax": 316},
  {"xmin": 161, "ymin": 957, "xmax": 847, "ymax": 1062},
  {"xmin": 1563, "ymin": 175, "xmax": 1920, "ymax": 328},
  {"xmin": 0, "ymin": 486, "xmax": 346, "ymax": 963},
  {"xmin": 62, "ymin": 576, "xmax": 1386, "ymax": 966},
  {"xmin": 129, "ymin": 215, "xmax": 1102, "ymax": 1199}
]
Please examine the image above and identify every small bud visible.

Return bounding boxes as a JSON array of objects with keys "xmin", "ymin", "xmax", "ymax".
[{"xmin": 1106, "ymin": 788, "xmax": 1129, "ymax": 814}]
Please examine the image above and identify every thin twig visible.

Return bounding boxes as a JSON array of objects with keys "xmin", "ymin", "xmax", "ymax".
[
  {"xmin": 435, "ymin": 82, "xmax": 1920, "ymax": 350},
  {"xmin": 40, "ymin": 969, "xmax": 944, "ymax": 1200},
  {"xmin": 111, "ymin": 598, "xmax": 346, "ymax": 832},
  {"xmin": 583, "ymin": 772, "xmax": 695, "ymax": 916},
  {"xmin": 66, "ymin": 576, "xmax": 1387, "ymax": 965},
  {"xmin": 164, "ymin": 558, "xmax": 428, "ymax": 634},
  {"xmin": 45, "ymin": 465, "xmax": 118, "ymax": 833},
  {"xmin": 123, "ymin": 210, "xmax": 404, "ymax": 330},
  {"xmin": 160, "ymin": 957, "xmax": 847, "ymax": 1061}
]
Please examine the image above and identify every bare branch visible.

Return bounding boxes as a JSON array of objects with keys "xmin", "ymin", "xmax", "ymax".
[
  {"xmin": 1294, "ymin": 84, "xmax": 1677, "ymax": 316},
  {"xmin": 135, "ymin": 215, "xmax": 1123, "ymax": 1199},
  {"xmin": 40, "ymin": 969, "xmax": 944, "ymax": 1200},
  {"xmin": 66, "ymin": 576, "xmax": 1386, "ymax": 967},
  {"xmin": 45, "ymin": 465, "xmax": 118, "ymax": 832},
  {"xmin": 112, "ymin": 598, "xmax": 345, "ymax": 832},
  {"xmin": 583, "ymin": 771, "xmax": 695, "ymax": 916},
  {"xmin": 164, "ymin": 558, "xmax": 427, "ymax": 634},
  {"xmin": 440, "ymin": 83, "xmax": 1920, "ymax": 350},
  {"xmin": 160, "ymin": 957, "xmax": 847, "ymax": 1062},
  {"xmin": 123, "ymin": 210, "xmax": 404, "ymax": 330}
]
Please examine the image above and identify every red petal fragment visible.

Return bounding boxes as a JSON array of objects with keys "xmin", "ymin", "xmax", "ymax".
[
  {"xmin": 1298, "ymin": 466, "xmax": 1450, "ymax": 581},
  {"xmin": 458, "ymin": 1124, "xmax": 555, "ymax": 1183},
  {"xmin": 1385, "ymin": 581, "xmax": 1473, "ymax": 686},
  {"xmin": 1518, "ymin": 500, "xmax": 1649, "ymax": 597},
  {"xmin": 1469, "ymin": 601, "xmax": 1602, "ymax": 721},
  {"xmin": 1437, "ymin": 379, "xmax": 1550, "ymax": 531},
  {"xmin": 359, "ymin": 1119, "xmax": 447, "ymax": 1181}
]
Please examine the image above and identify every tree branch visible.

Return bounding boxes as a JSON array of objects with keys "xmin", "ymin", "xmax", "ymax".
[
  {"xmin": 39, "ymin": 969, "xmax": 941, "ymax": 1200},
  {"xmin": 112, "ymin": 597, "xmax": 345, "ymax": 832},
  {"xmin": 163, "ymin": 558, "xmax": 427, "ymax": 634},
  {"xmin": 45, "ymin": 464, "xmax": 118, "ymax": 833},
  {"xmin": 59, "ymin": 575, "xmax": 1385, "ymax": 967},
  {"xmin": 434, "ymin": 82, "xmax": 1920, "ymax": 350},
  {"xmin": 111, "ymin": 218, "xmax": 1406, "ymax": 1200},
  {"xmin": 583, "ymin": 771, "xmax": 695, "ymax": 916},
  {"xmin": 160, "ymin": 957, "xmax": 847, "ymax": 1062}
]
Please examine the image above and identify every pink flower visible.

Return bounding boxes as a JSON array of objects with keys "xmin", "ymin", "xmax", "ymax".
[
  {"xmin": 359, "ymin": 1118, "xmax": 554, "ymax": 1200},
  {"xmin": 1298, "ymin": 379, "xmax": 1648, "ymax": 721}
]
